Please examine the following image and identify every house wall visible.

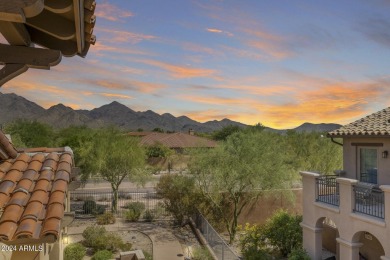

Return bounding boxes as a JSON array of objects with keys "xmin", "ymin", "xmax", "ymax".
[{"xmin": 343, "ymin": 137, "xmax": 390, "ymax": 185}]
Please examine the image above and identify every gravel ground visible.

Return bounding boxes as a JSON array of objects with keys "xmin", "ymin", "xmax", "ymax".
[{"xmin": 67, "ymin": 218, "xmax": 205, "ymax": 259}]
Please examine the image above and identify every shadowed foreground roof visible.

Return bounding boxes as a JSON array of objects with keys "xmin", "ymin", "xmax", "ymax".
[
  {"xmin": 328, "ymin": 107, "xmax": 390, "ymax": 137},
  {"xmin": 0, "ymin": 132, "xmax": 74, "ymax": 244},
  {"xmin": 136, "ymin": 132, "xmax": 217, "ymax": 148}
]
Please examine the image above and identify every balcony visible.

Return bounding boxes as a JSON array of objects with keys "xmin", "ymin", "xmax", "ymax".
[{"xmin": 314, "ymin": 174, "xmax": 385, "ymax": 219}]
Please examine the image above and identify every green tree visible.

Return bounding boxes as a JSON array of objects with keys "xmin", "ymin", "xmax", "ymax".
[
  {"xmin": 190, "ymin": 130, "xmax": 294, "ymax": 243},
  {"xmin": 212, "ymin": 125, "xmax": 241, "ymax": 141},
  {"xmin": 78, "ymin": 128, "xmax": 148, "ymax": 213},
  {"xmin": 5, "ymin": 120, "xmax": 55, "ymax": 147},
  {"xmin": 156, "ymin": 174, "xmax": 200, "ymax": 225},
  {"xmin": 55, "ymin": 126, "xmax": 95, "ymax": 162},
  {"xmin": 241, "ymin": 210, "xmax": 303, "ymax": 258},
  {"xmin": 145, "ymin": 143, "xmax": 173, "ymax": 158},
  {"xmin": 152, "ymin": 127, "xmax": 164, "ymax": 133},
  {"xmin": 286, "ymin": 131, "xmax": 342, "ymax": 174}
]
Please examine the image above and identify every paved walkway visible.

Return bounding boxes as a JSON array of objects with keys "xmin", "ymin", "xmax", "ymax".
[{"xmin": 67, "ymin": 219, "xmax": 184, "ymax": 260}]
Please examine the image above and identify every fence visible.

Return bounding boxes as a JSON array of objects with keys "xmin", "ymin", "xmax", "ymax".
[
  {"xmin": 315, "ymin": 175, "xmax": 339, "ymax": 206},
  {"xmin": 70, "ymin": 190, "xmax": 169, "ymax": 219},
  {"xmin": 193, "ymin": 212, "xmax": 241, "ymax": 260},
  {"xmin": 353, "ymin": 184, "xmax": 384, "ymax": 219}
]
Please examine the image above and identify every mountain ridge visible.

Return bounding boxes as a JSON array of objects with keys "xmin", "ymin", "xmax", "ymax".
[{"xmin": 0, "ymin": 92, "xmax": 342, "ymax": 133}]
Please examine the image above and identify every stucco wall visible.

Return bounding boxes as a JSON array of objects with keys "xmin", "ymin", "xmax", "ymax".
[
  {"xmin": 343, "ymin": 137, "xmax": 390, "ymax": 185},
  {"xmin": 238, "ymin": 189, "xmax": 302, "ymax": 225}
]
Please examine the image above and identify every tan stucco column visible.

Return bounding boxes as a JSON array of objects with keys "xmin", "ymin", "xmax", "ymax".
[
  {"xmin": 301, "ymin": 223, "xmax": 323, "ymax": 260},
  {"xmin": 336, "ymin": 178, "xmax": 358, "ymax": 214},
  {"xmin": 300, "ymin": 172, "xmax": 321, "ymax": 260},
  {"xmin": 337, "ymin": 238, "xmax": 362, "ymax": 260}
]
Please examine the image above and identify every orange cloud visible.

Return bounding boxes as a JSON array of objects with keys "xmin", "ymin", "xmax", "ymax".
[
  {"xmin": 95, "ymin": 2, "xmax": 133, "ymax": 22},
  {"xmin": 206, "ymin": 28, "xmax": 234, "ymax": 36},
  {"xmin": 83, "ymin": 79, "xmax": 166, "ymax": 94},
  {"xmin": 179, "ymin": 94, "xmax": 247, "ymax": 105},
  {"xmin": 257, "ymin": 82, "xmax": 387, "ymax": 128},
  {"xmin": 181, "ymin": 42, "xmax": 221, "ymax": 56},
  {"xmin": 137, "ymin": 59, "xmax": 218, "ymax": 79}
]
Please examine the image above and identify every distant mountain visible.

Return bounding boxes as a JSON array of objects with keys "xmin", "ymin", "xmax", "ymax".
[
  {"xmin": 0, "ymin": 92, "xmax": 246, "ymax": 132},
  {"xmin": 292, "ymin": 122, "xmax": 341, "ymax": 133},
  {"xmin": 0, "ymin": 92, "xmax": 342, "ymax": 133}
]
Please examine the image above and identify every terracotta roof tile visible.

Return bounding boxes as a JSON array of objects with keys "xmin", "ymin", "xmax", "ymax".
[
  {"xmin": 34, "ymin": 179, "xmax": 51, "ymax": 192},
  {"xmin": 15, "ymin": 218, "xmax": 38, "ymax": 239},
  {"xmin": 48, "ymin": 191, "xmax": 65, "ymax": 205},
  {"xmin": 328, "ymin": 107, "xmax": 390, "ymax": 137},
  {"xmin": 0, "ymin": 221, "xmax": 18, "ymax": 240},
  {"xmin": 8, "ymin": 191, "xmax": 30, "ymax": 206},
  {"xmin": 0, "ymin": 148, "xmax": 74, "ymax": 243},
  {"xmin": 37, "ymin": 170, "xmax": 54, "ymax": 181},
  {"xmin": 2, "ymin": 169, "xmax": 23, "ymax": 183},
  {"xmin": 15, "ymin": 179, "xmax": 34, "ymax": 192},
  {"xmin": 30, "ymin": 191, "xmax": 49, "ymax": 205},
  {"xmin": 41, "ymin": 218, "xmax": 60, "ymax": 239},
  {"xmin": 51, "ymin": 180, "xmax": 67, "ymax": 193},
  {"xmin": 0, "ymin": 205, "xmax": 23, "ymax": 223},
  {"xmin": 0, "ymin": 193, "xmax": 10, "ymax": 208},
  {"xmin": 0, "ymin": 131, "xmax": 17, "ymax": 160},
  {"xmin": 22, "ymin": 201, "xmax": 44, "ymax": 220},
  {"xmin": 0, "ymin": 160, "xmax": 12, "ymax": 174},
  {"xmin": 45, "ymin": 204, "xmax": 64, "ymax": 220},
  {"xmin": 22, "ymin": 169, "xmax": 39, "ymax": 181},
  {"xmin": 0, "ymin": 181, "xmax": 15, "ymax": 195}
]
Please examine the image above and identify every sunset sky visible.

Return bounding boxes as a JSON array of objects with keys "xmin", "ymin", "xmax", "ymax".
[{"xmin": 2, "ymin": 0, "xmax": 390, "ymax": 129}]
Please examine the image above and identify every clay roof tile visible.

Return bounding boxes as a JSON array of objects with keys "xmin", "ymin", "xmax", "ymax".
[
  {"xmin": 41, "ymin": 218, "xmax": 60, "ymax": 239},
  {"xmin": 0, "ymin": 205, "xmax": 24, "ymax": 224},
  {"xmin": 0, "ymin": 221, "xmax": 18, "ymax": 241},
  {"xmin": 15, "ymin": 218, "xmax": 38, "ymax": 239}
]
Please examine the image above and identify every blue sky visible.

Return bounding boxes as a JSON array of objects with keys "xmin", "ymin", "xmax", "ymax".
[{"xmin": 2, "ymin": 0, "xmax": 390, "ymax": 128}]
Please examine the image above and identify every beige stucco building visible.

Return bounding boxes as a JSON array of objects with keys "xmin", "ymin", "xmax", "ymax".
[{"xmin": 301, "ymin": 108, "xmax": 390, "ymax": 260}]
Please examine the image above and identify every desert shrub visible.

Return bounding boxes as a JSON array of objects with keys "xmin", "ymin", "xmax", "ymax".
[
  {"xmin": 156, "ymin": 174, "xmax": 200, "ymax": 225},
  {"xmin": 82, "ymin": 200, "xmax": 96, "ymax": 214},
  {"xmin": 95, "ymin": 204, "xmax": 106, "ymax": 215},
  {"xmin": 288, "ymin": 248, "xmax": 311, "ymax": 260},
  {"xmin": 124, "ymin": 202, "xmax": 145, "ymax": 222},
  {"xmin": 143, "ymin": 210, "xmax": 154, "ymax": 222},
  {"xmin": 124, "ymin": 209, "xmax": 141, "ymax": 222},
  {"xmin": 124, "ymin": 202, "xmax": 145, "ymax": 211},
  {"xmin": 192, "ymin": 246, "xmax": 213, "ymax": 260},
  {"xmin": 119, "ymin": 242, "xmax": 133, "ymax": 251},
  {"xmin": 241, "ymin": 210, "xmax": 303, "ymax": 258},
  {"xmin": 92, "ymin": 250, "xmax": 112, "ymax": 260},
  {"xmin": 64, "ymin": 243, "xmax": 86, "ymax": 260},
  {"xmin": 97, "ymin": 212, "xmax": 116, "ymax": 225},
  {"xmin": 82, "ymin": 226, "xmax": 125, "ymax": 252}
]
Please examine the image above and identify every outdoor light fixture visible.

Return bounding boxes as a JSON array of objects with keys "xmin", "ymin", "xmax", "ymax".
[
  {"xmin": 382, "ymin": 151, "xmax": 388, "ymax": 159},
  {"xmin": 63, "ymin": 233, "xmax": 68, "ymax": 244}
]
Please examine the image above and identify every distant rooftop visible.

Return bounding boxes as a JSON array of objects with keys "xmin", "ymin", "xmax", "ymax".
[{"xmin": 328, "ymin": 107, "xmax": 390, "ymax": 137}]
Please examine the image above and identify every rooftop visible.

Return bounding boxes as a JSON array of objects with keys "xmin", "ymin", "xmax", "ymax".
[
  {"xmin": 328, "ymin": 107, "xmax": 390, "ymax": 137},
  {"xmin": 0, "ymin": 131, "xmax": 74, "ymax": 244}
]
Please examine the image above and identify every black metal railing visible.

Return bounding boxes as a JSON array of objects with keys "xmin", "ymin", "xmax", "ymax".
[
  {"xmin": 353, "ymin": 184, "xmax": 384, "ymax": 219},
  {"xmin": 315, "ymin": 175, "xmax": 339, "ymax": 206},
  {"xmin": 70, "ymin": 190, "xmax": 169, "ymax": 219}
]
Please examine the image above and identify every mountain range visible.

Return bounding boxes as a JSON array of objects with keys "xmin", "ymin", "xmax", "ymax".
[{"xmin": 0, "ymin": 92, "xmax": 341, "ymax": 133}]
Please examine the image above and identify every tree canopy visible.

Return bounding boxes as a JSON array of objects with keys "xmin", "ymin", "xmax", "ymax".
[
  {"xmin": 78, "ymin": 128, "xmax": 148, "ymax": 212},
  {"xmin": 190, "ymin": 130, "xmax": 295, "ymax": 243}
]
